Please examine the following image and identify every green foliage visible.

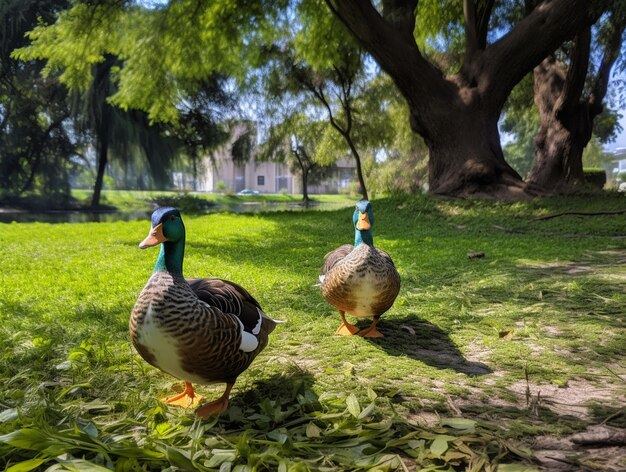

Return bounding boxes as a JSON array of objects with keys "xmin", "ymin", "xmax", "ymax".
[
  {"xmin": 368, "ymin": 80, "xmax": 429, "ymax": 194},
  {"xmin": 294, "ymin": 0, "xmax": 360, "ymax": 71},
  {"xmin": 1, "ymin": 194, "xmax": 625, "ymax": 470},
  {"xmin": 582, "ymin": 136, "xmax": 616, "ymax": 169},
  {"xmin": 0, "ymin": 0, "xmax": 77, "ymax": 203},
  {"xmin": 414, "ymin": 0, "xmax": 463, "ymax": 60},
  {"xmin": 501, "ymin": 75, "xmax": 539, "ymax": 177},
  {"xmin": 14, "ymin": 0, "xmax": 283, "ymax": 123},
  {"xmin": 313, "ymin": 125, "xmax": 346, "ymax": 165}
]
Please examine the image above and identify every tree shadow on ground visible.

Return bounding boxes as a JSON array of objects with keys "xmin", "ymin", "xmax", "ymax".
[{"xmin": 364, "ymin": 314, "xmax": 492, "ymax": 376}]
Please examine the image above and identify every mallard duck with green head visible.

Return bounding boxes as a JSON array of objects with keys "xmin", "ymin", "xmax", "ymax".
[
  {"xmin": 320, "ymin": 200, "xmax": 400, "ymax": 338},
  {"xmin": 130, "ymin": 207, "xmax": 280, "ymax": 417}
]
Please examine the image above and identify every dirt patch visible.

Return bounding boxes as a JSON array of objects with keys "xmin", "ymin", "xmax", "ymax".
[
  {"xmin": 533, "ymin": 426, "xmax": 626, "ymax": 471},
  {"xmin": 456, "ymin": 377, "xmax": 626, "ymax": 470},
  {"xmin": 518, "ymin": 261, "xmax": 595, "ymax": 275},
  {"xmin": 458, "ymin": 377, "xmax": 624, "ymax": 420},
  {"xmin": 543, "ymin": 325, "xmax": 563, "ymax": 336},
  {"xmin": 507, "ymin": 379, "xmax": 624, "ymax": 419}
]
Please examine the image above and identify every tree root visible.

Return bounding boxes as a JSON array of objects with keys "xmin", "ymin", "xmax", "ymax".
[{"xmin": 534, "ymin": 209, "xmax": 626, "ymax": 221}]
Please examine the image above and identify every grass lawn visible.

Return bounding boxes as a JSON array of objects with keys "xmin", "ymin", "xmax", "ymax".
[
  {"xmin": 71, "ymin": 189, "xmax": 355, "ymax": 212},
  {"xmin": 0, "ymin": 193, "xmax": 625, "ymax": 471}
]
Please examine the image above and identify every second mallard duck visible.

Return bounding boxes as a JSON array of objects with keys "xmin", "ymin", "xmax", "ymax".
[
  {"xmin": 320, "ymin": 200, "xmax": 400, "ymax": 338},
  {"xmin": 130, "ymin": 207, "xmax": 280, "ymax": 417}
]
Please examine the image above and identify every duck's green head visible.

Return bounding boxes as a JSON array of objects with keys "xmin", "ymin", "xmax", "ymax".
[
  {"xmin": 140, "ymin": 207, "xmax": 186, "ymax": 274},
  {"xmin": 353, "ymin": 200, "xmax": 374, "ymax": 246},
  {"xmin": 139, "ymin": 207, "xmax": 185, "ymax": 249}
]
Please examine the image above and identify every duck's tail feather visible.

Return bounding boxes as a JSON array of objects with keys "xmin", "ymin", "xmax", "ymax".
[{"xmin": 259, "ymin": 308, "xmax": 286, "ymax": 325}]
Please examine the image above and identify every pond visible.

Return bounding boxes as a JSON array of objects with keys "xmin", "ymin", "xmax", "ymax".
[{"xmin": 0, "ymin": 200, "xmax": 353, "ymax": 224}]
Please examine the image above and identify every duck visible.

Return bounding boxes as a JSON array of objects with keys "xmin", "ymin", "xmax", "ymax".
[
  {"xmin": 320, "ymin": 200, "xmax": 400, "ymax": 338},
  {"xmin": 130, "ymin": 207, "xmax": 280, "ymax": 417}
]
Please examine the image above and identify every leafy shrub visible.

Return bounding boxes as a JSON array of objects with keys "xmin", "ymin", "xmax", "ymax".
[
  {"xmin": 151, "ymin": 193, "xmax": 216, "ymax": 213},
  {"xmin": 583, "ymin": 168, "xmax": 606, "ymax": 189}
]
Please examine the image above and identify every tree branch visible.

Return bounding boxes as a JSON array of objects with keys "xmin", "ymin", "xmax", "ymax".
[
  {"xmin": 589, "ymin": 14, "xmax": 626, "ymax": 115},
  {"xmin": 382, "ymin": 0, "xmax": 418, "ymax": 43},
  {"xmin": 476, "ymin": 0, "xmax": 495, "ymax": 49},
  {"xmin": 557, "ymin": 26, "xmax": 591, "ymax": 117},
  {"xmin": 332, "ymin": 64, "xmax": 355, "ymax": 134},
  {"xmin": 324, "ymin": 0, "xmax": 452, "ymax": 105},
  {"xmin": 534, "ymin": 209, "xmax": 626, "ymax": 221},
  {"xmin": 463, "ymin": 0, "xmax": 479, "ymax": 57},
  {"xmin": 481, "ymin": 0, "xmax": 605, "ymax": 109}
]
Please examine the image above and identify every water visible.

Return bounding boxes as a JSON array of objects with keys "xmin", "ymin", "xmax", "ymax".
[{"xmin": 0, "ymin": 200, "xmax": 352, "ymax": 224}]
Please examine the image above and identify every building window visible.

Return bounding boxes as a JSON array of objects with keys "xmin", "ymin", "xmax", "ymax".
[{"xmin": 257, "ymin": 175, "xmax": 265, "ymax": 186}]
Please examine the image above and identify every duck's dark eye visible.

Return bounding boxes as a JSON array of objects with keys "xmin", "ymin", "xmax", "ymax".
[{"xmin": 169, "ymin": 215, "xmax": 177, "ymax": 221}]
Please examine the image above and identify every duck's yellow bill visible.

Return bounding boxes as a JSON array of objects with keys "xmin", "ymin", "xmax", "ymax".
[
  {"xmin": 356, "ymin": 212, "xmax": 371, "ymax": 231},
  {"xmin": 139, "ymin": 223, "xmax": 166, "ymax": 248}
]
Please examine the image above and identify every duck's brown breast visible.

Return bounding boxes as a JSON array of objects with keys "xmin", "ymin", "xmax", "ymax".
[{"xmin": 321, "ymin": 245, "xmax": 400, "ymax": 317}]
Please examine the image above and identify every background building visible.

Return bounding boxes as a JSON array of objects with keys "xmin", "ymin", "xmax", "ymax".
[{"xmin": 179, "ymin": 122, "xmax": 357, "ymax": 195}]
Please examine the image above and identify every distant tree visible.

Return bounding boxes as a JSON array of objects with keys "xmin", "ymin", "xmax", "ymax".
[
  {"xmin": 369, "ymin": 79, "xmax": 429, "ymax": 195},
  {"xmin": 259, "ymin": 2, "xmax": 376, "ymax": 200},
  {"xmin": 168, "ymin": 76, "xmax": 232, "ymax": 189},
  {"xmin": 276, "ymin": 53, "xmax": 371, "ymax": 200},
  {"xmin": 75, "ymin": 55, "xmax": 181, "ymax": 207},
  {"xmin": 0, "ymin": 0, "xmax": 76, "ymax": 204},
  {"xmin": 258, "ymin": 113, "xmax": 328, "ymax": 202},
  {"xmin": 259, "ymin": 0, "xmax": 408, "ymax": 201},
  {"xmin": 581, "ymin": 136, "xmax": 617, "ymax": 170},
  {"xmin": 500, "ymin": 75, "xmax": 539, "ymax": 178},
  {"xmin": 14, "ymin": 2, "xmax": 241, "ymax": 203},
  {"xmin": 526, "ymin": 7, "xmax": 626, "ymax": 192}
]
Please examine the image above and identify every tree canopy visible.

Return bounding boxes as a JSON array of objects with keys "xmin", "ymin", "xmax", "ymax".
[{"xmin": 8, "ymin": 0, "xmax": 626, "ymax": 200}]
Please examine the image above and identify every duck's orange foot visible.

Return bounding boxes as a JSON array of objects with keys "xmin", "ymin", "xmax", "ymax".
[
  {"xmin": 195, "ymin": 397, "xmax": 229, "ymax": 418},
  {"xmin": 162, "ymin": 381, "xmax": 203, "ymax": 408},
  {"xmin": 359, "ymin": 326, "xmax": 384, "ymax": 338},
  {"xmin": 195, "ymin": 383, "xmax": 233, "ymax": 418},
  {"xmin": 335, "ymin": 321, "xmax": 360, "ymax": 336}
]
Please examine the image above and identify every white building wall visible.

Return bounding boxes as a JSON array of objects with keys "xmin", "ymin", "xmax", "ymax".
[{"xmin": 192, "ymin": 123, "xmax": 356, "ymax": 194}]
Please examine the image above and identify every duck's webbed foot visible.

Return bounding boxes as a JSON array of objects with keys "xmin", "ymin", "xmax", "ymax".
[
  {"xmin": 359, "ymin": 316, "xmax": 383, "ymax": 338},
  {"xmin": 196, "ymin": 383, "xmax": 233, "ymax": 418},
  {"xmin": 163, "ymin": 381, "xmax": 203, "ymax": 408},
  {"xmin": 335, "ymin": 311, "xmax": 360, "ymax": 336}
]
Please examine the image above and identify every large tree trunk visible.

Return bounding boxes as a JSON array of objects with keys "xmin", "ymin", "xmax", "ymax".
[
  {"xmin": 527, "ymin": 19, "xmax": 624, "ymax": 192},
  {"xmin": 415, "ymin": 94, "xmax": 524, "ymax": 197},
  {"xmin": 527, "ymin": 57, "xmax": 589, "ymax": 191},
  {"xmin": 325, "ymin": 0, "xmax": 606, "ymax": 198}
]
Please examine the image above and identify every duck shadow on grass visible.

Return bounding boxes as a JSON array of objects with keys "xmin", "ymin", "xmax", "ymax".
[
  {"xmin": 220, "ymin": 369, "xmax": 319, "ymax": 428},
  {"xmin": 366, "ymin": 315, "xmax": 492, "ymax": 376}
]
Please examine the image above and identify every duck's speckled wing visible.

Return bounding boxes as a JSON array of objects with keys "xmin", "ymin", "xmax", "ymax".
[
  {"xmin": 131, "ymin": 273, "xmax": 276, "ymax": 385},
  {"xmin": 321, "ymin": 244, "xmax": 353, "ymax": 275},
  {"xmin": 181, "ymin": 298, "xmax": 264, "ymax": 383},
  {"xmin": 375, "ymin": 248, "xmax": 396, "ymax": 267},
  {"xmin": 187, "ymin": 278, "xmax": 265, "ymax": 334}
]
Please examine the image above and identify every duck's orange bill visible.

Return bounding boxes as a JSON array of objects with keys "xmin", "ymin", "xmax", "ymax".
[
  {"xmin": 139, "ymin": 223, "xmax": 166, "ymax": 249},
  {"xmin": 356, "ymin": 212, "xmax": 371, "ymax": 231}
]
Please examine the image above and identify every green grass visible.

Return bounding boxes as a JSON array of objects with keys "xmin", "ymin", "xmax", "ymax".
[
  {"xmin": 71, "ymin": 189, "xmax": 355, "ymax": 212},
  {"xmin": 1, "ymin": 193, "xmax": 625, "ymax": 471}
]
